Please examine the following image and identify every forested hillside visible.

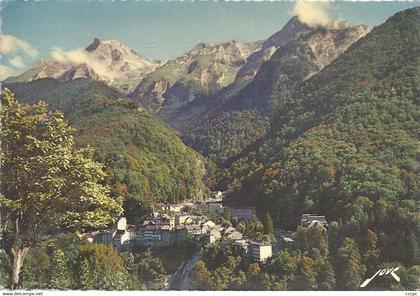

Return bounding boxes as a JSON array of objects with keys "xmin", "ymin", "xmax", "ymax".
[
  {"xmin": 217, "ymin": 7, "xmax": 420, "ymax": 265},
  {"xmin": 5, "ymin": 79, "xmax": 210, "ymax": 221},
  {"xmin": 182, "ymin": 24, "xmax": 369, "ymax": 165}
]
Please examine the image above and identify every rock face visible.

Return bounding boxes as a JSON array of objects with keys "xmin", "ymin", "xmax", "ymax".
[
  {"xmin": 5, "ymin": 16, "xmax": 370, "ymax": 167},
  {"xmin": 6, "ymin": 38, "xmax": 160, "ymax": 94},
  {"xmin": 217, "ymin": 8, "xmax": 420, "ymax": 236},
  {"xmin": 129, "ymin": 40, "xmax": 261, "ymax": 116},
  {"xmin": 235, "ymin": 16, "xmax": 311, "ymax": 83},
  {"xmin": 180, "ymin": 24, "xmax": 371, "ymax": 165}
]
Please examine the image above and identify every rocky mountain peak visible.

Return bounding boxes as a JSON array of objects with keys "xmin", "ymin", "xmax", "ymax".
[
  {"xmin": 262, "ymin": 16, "xmax": 311, "ymax": 50},
  {"xmin": 6, "ymin": 38, "xmax": 160, "ymax": 94}
]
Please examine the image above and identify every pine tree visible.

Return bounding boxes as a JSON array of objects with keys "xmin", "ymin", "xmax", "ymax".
[{"xmin": 263, "ymin": 212, "xmax": 274, "ymax": 235}]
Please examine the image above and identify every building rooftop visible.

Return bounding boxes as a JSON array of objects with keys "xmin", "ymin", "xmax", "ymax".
[{"xmin": 249, "ymin": 240, "xmax": 272, "ymax": 246}]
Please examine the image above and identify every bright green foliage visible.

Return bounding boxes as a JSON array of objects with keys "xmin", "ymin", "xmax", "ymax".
[
  {"xmin": 4, "ymin": 234, "xmax": 140, "ymax": 290},
  {"xmin": 0, "ymin": 89, "xmax": 122, "ymax": 288},
  {"xmin": 79, "ymin": 258, "xmax": 93, "ymax": 289},
  {"xmin": 77, "ymin": 243, "xmax": 136, "ymax": 290}
]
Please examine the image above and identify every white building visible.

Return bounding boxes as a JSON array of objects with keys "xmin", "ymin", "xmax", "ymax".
[
  {"xmin": 249, "ymin": 241, "xmax": 273, "ymax": 262},
  {"xmin": 117, "ymin": 217, "xmax": 127, "ymax": 230},
  {"xmin": 300, "ymin": 214, "xmax": 328, "ymax": 228}
]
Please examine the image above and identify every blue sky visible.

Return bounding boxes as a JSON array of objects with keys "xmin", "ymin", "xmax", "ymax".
[{"xmin": 0, "ymin": 0, "xmax": 418, "ymax": 75}]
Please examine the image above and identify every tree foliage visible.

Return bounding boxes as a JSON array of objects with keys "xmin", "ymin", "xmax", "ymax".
[{"xmin": 0, "ymin": 89, "xmax": 122, "ymax": 288}]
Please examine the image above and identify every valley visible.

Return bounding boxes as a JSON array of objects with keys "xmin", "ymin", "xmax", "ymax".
[{"xmin": 1, "ymin": 5, "xmax": 419, "ymax": 291}]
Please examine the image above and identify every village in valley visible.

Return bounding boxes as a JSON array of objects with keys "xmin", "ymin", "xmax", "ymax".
[{"xmin": 85, "ymin": 191, "xmax": 329, "ymax": 270}]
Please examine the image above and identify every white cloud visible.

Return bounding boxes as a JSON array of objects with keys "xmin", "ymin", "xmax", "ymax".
[
  {"xmin": 0, "ymin": 34, "xmax": 39, "ymax": 58},
  {"xmin": 293, "ymin": 1, "xmax": 331, "ymax": 28},
  {"xmin": 51, "ymin": 47, "xmax": 119, "ymax": 81},
  {"xmin": 0, "ymin": 64, "xmax": 23, "ymax": 80},
  {"xmin": 9, "ymin": 56, "xmax": 25, "ymax": 68},
  {"xmin": 293, "ymin": 1, "xmax": 351, "ymax": 29}
]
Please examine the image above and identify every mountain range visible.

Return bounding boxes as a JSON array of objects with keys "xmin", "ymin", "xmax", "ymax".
[
  {"xmin": 218, "ymin": 7, "xmax": 420, "ymax": 238},
  {"xmin": 4, "ymin": 8, "xmax": 419, "ymax": 239},
  {"xmin": 5, "ymin": 38, "xmax": 161, "ymax": 94},
  {"xmin": 5, "ymin": 78, "xmax": 210, "ymax": 223}
]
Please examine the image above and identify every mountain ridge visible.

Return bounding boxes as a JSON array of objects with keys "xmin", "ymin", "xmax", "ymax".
[{"xmin": 180, "ymin": 23, "xmax": 370, "ymax": 165}]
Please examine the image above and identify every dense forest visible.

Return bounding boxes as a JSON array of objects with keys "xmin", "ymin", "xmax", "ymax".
[
  {"xmin": 214, "ymin": 6, "xmax": 420, "ymax": 283},
  {"xmin": 1, "ymin": 6, "xmax": 419, "ymax": 292},
  {"xmin": 5, "ymin": 79, "xmax": 211, "ymax": 223},
  {"xmin": 181, "ymin": 24, "xmax": 369, "ymax": 165}
]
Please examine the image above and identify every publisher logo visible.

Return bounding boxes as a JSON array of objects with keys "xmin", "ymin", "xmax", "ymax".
[{"xmin": 360, "ymin": 266, "xmax": 401, "ymax": 288}]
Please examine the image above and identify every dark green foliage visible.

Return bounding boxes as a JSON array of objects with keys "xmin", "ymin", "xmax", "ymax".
[
  {"xmin": 263, "ymin": 212, "xmax": 274, "ymax": 235},
  {"xmin": 294, "ymin": 226, "xmax": 328, "ymax": 257},
  {"xmin": 5, "ymin": 78, "xmax": 209, "ymax": 222},
  {"xmin": 335, "ymin": 238, "xmax": 366, "ymax": 290},
  {"xmin": 4, "ymin": 235, "xmax": 139, "ymax": 290},
  {"xmin": 77, "ymin": 243, "xmax": 136, "ymax": 290},
  {"xmin": 191, "ymin": 245, "xmax": 337, "ymax": 291},
  {"xmin": 181, "ymin": 25, "xmax": 366, "ymax": 166},
  {"xmin": 218, "ymin": 8, "xmax": 420, "ymax": 273},
  {"xmin": 125, "ymin": 249, "xmax": 167, "ymax": 290}
]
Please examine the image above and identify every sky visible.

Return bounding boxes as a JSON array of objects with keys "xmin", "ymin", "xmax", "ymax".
[{"xmin": 0, "ymin": 0, "xmax": 418, "ymax": 79}]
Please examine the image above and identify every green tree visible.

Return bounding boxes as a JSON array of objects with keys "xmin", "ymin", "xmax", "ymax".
[
  {"xmin": 79, "ymin": 258, "xmax": 93, "ymax": 290},
  {"xmin": 314, "ymin": 256, "xmax": 335, "ymax": 290},
  {"xmin": 48, "ymin": 248, "xmax": 72, "ymax": 289},
  {"xmin": 228, "ymin": 270, "xmax": 246, "ymax": 290},
  {"xmin": 136, "ymin": 249, "xmax": 166, "ymax": 290},
  {"xmin": 363, "ymin": 229, "xmax": 381, "ymax": 267},
  {"xmin": 404, "ymin": 231, "xmax": 420, "ymax": 265},
  {"xmin": 294, "ymin": 226, "xmax": 328, "ymax": 256},
  {"xmin": 244, "ymin": 263, "xmax": 262, "ymax": 289},
  {"xmin": 191, "ymin": 260, "xmax": 213, "ymax": 290},
  {"xmin": 336, "ymin": 238, "xmax": 366, "ymax": 290},
  {"xmin": 77, "ymin": 243, "xmax": 134, "ymax": 290},
  {"xmin": 263, "ymin": 212, "xmax": 274, "ymax": 235},
  {"xmin": 291, "ymin": 256, "xmax": 317, "ymax": 290},
  {"xmin": 0, "ymin": 89, "xmax": 122, "ymax": 289}
]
